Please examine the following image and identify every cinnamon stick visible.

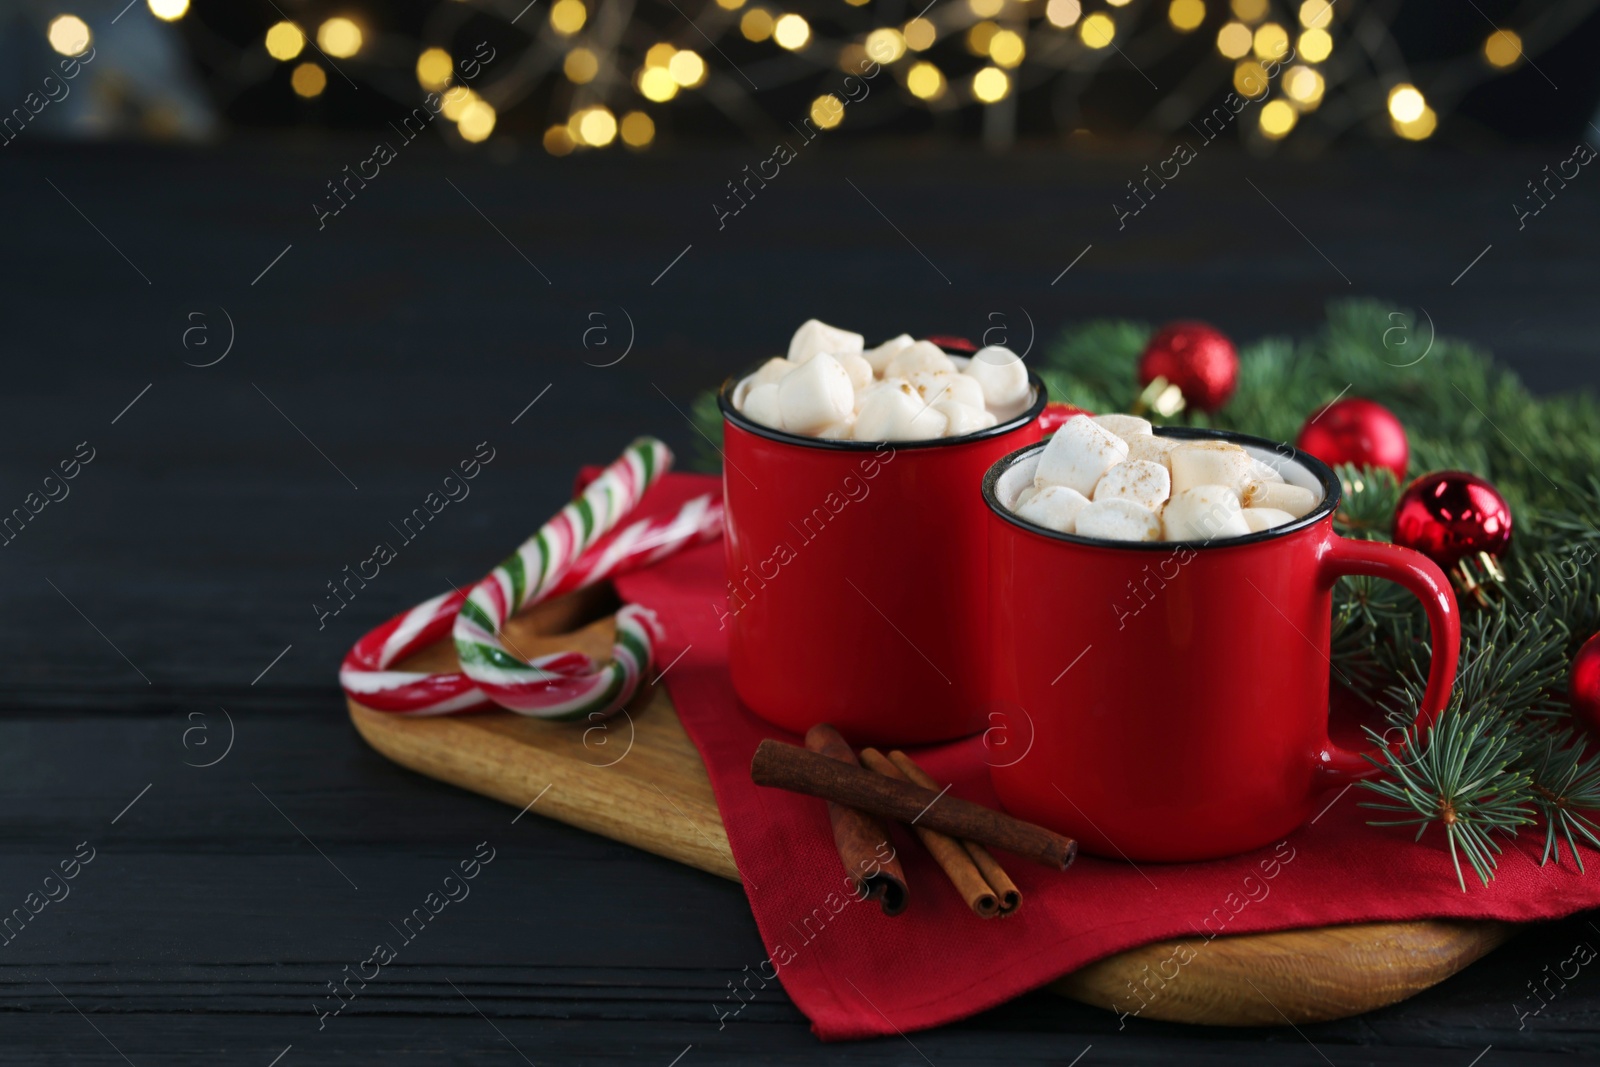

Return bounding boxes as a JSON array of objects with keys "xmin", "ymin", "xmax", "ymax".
[
  {"xmin": 750, "ymin": 739, "xmax": 1076, "ymax": 870},
  {"xmin": 859, "ymin": 748, "xmax": 998, "ymax": 918},
  {"xmin": 887, "ymin": 750, "xmax": 1023, "ymax": 917},
  {"xmin": 804, "ymin": 725, "xmax": 908, "ymax": 916}
]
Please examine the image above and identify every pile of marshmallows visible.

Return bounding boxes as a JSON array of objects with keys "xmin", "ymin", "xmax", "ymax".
[
  {"xmin": 1011, "ymin": 414, "xmax": 1322, "ymax": 543},
  {"xmin": 731, "ymin": 319, "xmax": 1033, "ymax": 441}
]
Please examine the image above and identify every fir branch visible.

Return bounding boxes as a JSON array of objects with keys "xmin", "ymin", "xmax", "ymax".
[
  {"xmin": 1331, "ymin": 464, "xmax": 1401, "ymax": 542},
  {"xmin": 1360, "ymin": 716, "xmax": 1535, "ymax": 890},
  {"xmin": 1523, "ymin": 731, "xmax": 1600, "ymax": 873}
]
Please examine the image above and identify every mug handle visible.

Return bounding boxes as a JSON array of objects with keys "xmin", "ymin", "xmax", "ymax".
[{"xmin": 1313, "ymin": 535, "xmax": 1461, "ymax": 785}]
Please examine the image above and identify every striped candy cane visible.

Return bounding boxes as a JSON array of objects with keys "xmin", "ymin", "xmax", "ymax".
[
  {"xmin": 453, "ymin": 438, "xmax": 672, "ymax": 717},
  {"xmin": 341, "ymin": 470, "xmax": 720, "ymax": 716}
]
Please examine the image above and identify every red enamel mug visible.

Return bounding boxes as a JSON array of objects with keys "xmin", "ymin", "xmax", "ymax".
[
  {"xmin": 982, "ymin": 429, "xmax": 1461, "ymax": 861},
  {"xmin": 719, "ymin": 372, "xmax": 1060, "ymax": 745}
]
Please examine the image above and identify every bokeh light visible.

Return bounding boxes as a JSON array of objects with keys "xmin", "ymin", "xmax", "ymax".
[
  {"xmin": 1484, "ymin": 29, "xmax": 1522, "ymax": 69},
  {"xmin": 1259, "ymin": 98, "xmax": 1297, "ymax": 138},
  {"xmin": 639, "ymin": 66, "xmax": 678, "ymax": 101},
  {"xmin": 1393, "ymin": 106, "xmax": 1437, "ymax": 140},
  {"xmin": 458, "ymin": 101, "xmax": 496, "ymax": 142},
  {"xmin": 620, "ymin": 111, "xmax": 656, "ymax": 147},
  {"xmin": 1284, "ymin": 64, "xmax": 1325, "ymax": 108},
  {"xmin": 989, "ymin": 29, "xmax": 1025, "ymax": 67},
  {"xmin": 1080, "ymin": 13, "xmax": 1115, "ymax": 48},
  {"xmin": 291, "ymin": 63, "xmax": 327, "ymax": 98},
  {"xmin": 1298, "ymin": 27, "xmax": 1332, "ymax": 62},
  {"xmin": 1233, "ymin": 60, "xmax": 1267, "ymax": 96},
  {"xmin": 265, "ymin": 22, "xmax": 305, "ymax": 61},
  {"xmin": 317, "ymin": 18, "xmax": 362, "ymax": 59},
  {"xmin": 544, "ymin": 125, "xmax": 575, "ymax": 156},
  {"xmin": 564, "ymin": 47, "xmax": 599, "ymax": 84},
  {"xmin": 774, "ymin": 14, "xmax": 811, "ymax": 50},
  {"xmin": 417, "ymin": 48, "xmax": 453, "ymax": 90},
  {"xmin": 810, "ymin": 94, "xmax": 844, "ymax": 129},
  {"xmin": 866, "ymin": 28, "xmax": 906, "ymax": 64},
  {"xmin": 1253, "ymin": 22, "xmax": 1289, "ymax": 59},
  {"xmin": 550, "ymin": 0, "xmax": 587, "ymax": 35},
  {"xmin": 1168, "ymin": 0, "xmax": 1205, "ymax": 33},
  {"xmin": 904, "ymin": 17, "xmax": 938, "ymax": 50},
  {"xmin": 669, "ymin": 49, "xmax": 707, "ymax": 86},
  {"xmin": 1216, "ymin": 21, "xmax": 1251, "ymax": 59},
  {"xmin": 741, "ymin": 9, "xmax": 775, "ymax": 41},
  {"xmin": 1387, "ymin": 83, "xmax": 1425, "ymax": 123},
  {"xmin": 47, "ymin": 15, "xmax": 92, "ymax": 57},
  {"xmin": 906, "ymin": 61, "xmax": 945, "ymax": 100},
  {"xmin": 578, "ymin": 106, "xmax": 618, "ymax": 147},
  {"xmin": 1299, "ymin": 0, "xmax": 1332, "ymax": 28},
  {"xmin": 1230, "ymin": 0, "xmax": 1267, "ymax": 22},
  {"xmin": 1045, "ymin": 0, "xmax": 1082, "ymax": 28},
  {"xmin": 148, "ymin": 0, "xmax": 189, "ymax": 21},
  {"xmin": 440, "ymin": 87, "xmax": 478, "ymax": 120},
  {"xmin": 967, "ymin": 21, "xmax": 998, "ymax": 56},
  {"xmin": 972, "ymin": 66, "xmax": 1009, "ymax": 103}
]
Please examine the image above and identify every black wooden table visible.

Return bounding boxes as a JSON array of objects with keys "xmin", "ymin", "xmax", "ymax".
[{"xmin": 2, "ymin": 138, "xmax": 1598, "ymax": 1065}]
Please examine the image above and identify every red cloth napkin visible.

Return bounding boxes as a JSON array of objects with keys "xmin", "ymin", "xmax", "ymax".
[{"xmin": 613, "ymin": 473, "xmax": 1600, "ymax": 1041}]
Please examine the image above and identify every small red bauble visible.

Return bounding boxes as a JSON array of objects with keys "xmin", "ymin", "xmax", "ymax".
[
  {"xmin": 1137, "ymin": 321, "xmax": 1239, "ymax": 414},
  {"xmin": 1572, "ymin": 633, "xmax": 1600, "ymax": 736},
  {"xmin": 1391, "ymin": 471, "xmax": 1513, "ymax": 571},
  {"xmin": 1296, "ymin": 397, "xmax": 1410, "ymax": 482},
  {"xmin": 928, "ymin": 335, "xmax": 978, "ymax": 354}
]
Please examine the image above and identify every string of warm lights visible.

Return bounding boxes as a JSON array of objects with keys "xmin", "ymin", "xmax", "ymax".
[{"xmin": 37, "ymin": 0, "xmax": 1580, "ymax": 154}]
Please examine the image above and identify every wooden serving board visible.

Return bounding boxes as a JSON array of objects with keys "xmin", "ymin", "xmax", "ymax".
[{"xmin": 347, "ymin": 589, "xmax": 1513, "ymax": 1027}]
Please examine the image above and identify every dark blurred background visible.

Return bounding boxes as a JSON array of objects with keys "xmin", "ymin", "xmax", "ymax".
[{"xmin": 5, "ymin": 0, "xmax": 1599, "ymax": 153}]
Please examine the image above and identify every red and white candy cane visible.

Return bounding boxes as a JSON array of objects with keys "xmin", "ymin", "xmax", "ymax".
[{"xmin": 340, "ymin": 441, "xmax": 720, "ymax": 717}]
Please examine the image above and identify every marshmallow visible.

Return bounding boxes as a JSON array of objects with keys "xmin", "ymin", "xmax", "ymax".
[
  {"xmin": 1125, "ymin": 433, "xmax": 1180, "ymax": 470},
  {"xmin": 1034, "ymin": 415, "xmax": 1129, "ymax": 496},
  {"xmin": 1016, "ymin": 485, "xmax": 1091, "ymax": 534},
  {"xmin": 1093, "ymin": 414, "xmax": 1153, "ymax": 441},
  {"xmin": 1243, "ymin": 507, "xmax": 1296, "ymax": 532},
  {"xmin": 1248, "ymin": 457, "xmax": 1286, "ymax": 484},
  {"xmin": 742, "ymin": 382, "xmax": 784, "ymax": 430},
  {"xmin": 933, "ymin": 399, "xmax": 997, "ymax": 438},
  {"xmin": 778, "ymin": 353, "xmax": 854, "ymax": 434},
  {"xmin": 1163, "ymin": 485, "xmax": 1251, "ymax": 541},
  {"xmin": 1093, "ymin": 459, "xmax": 1172, "ymax": 512},
  {"xmin": 885, "ymin": 340, "xmax": 956, "ymax": 380},
  {"xmin": 964, "ymin": 345, "xmax": 1031, "ymax": 418},
  {"xmin": 909, "ymin": 371, "xmax": 985, "ymax": 411},
  {"xmin": 788, "ymin": 319, "xmax": 864, "ymax": 364},
  {"xmin": 1013, "ymin": 485, "xmax": 1039, "ymax": 510},
  {"xmin": 837, "ymin": 351, "xmax": 874, "ymax": 392},
  {"xmin": 750, "ymin": 357, "xmax": 797, "ymax": 388},
  {"xmin": 1074, "ymin": 499, "xmax": 1162, "ymax": 542},
  {"xmin": 1241, "ymin": 480, "xmax": 1319, "ymax": 518},
  {"xmin": 1169, "ymin": 441, "xmax": 1254, "ymax": 495},
  {"xmin": 863, "ymin": 333, "xmax": 914, "ymax": 375},
  {"xmin": 854, "ymin": 381, "xmax": 948, "ymax": 441}
]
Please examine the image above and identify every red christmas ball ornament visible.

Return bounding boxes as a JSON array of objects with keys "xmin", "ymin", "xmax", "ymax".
[
  {"xmin": 1571, "ymin": 634, "xmax": 1600, "ymax": 736},
  {"xmin": 1295, "ymin": 397, "xmax": 1410, "ymax": 482},
  {"xmin": 1391, "ymin": 471, "xmax": 1513, "ymax": 572},
  {"xmin": 927, "ymin": 335, "xmax": 978, "ymax": 354},
  {"xmin": 1137, "ymin": 321, "xmax": 1239, "ymax": 414}
]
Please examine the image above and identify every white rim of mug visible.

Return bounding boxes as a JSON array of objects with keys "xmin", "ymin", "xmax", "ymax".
[
  {"xmin": 980, "ymin": 427, "xmax": 1345, "ymax": 552},
  {"xmin": 717, "ymin": 368, "xmax": 1050, "ymax": 453}
]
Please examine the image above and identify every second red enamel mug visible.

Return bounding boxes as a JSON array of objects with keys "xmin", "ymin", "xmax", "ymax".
[
  {"xmin": 982, "ymin": 429, "xmax": 1461, "ymax": 862},
  {"xmin": 720, "ymin": 372, "xmax": 1057, "ymax": 745}
]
